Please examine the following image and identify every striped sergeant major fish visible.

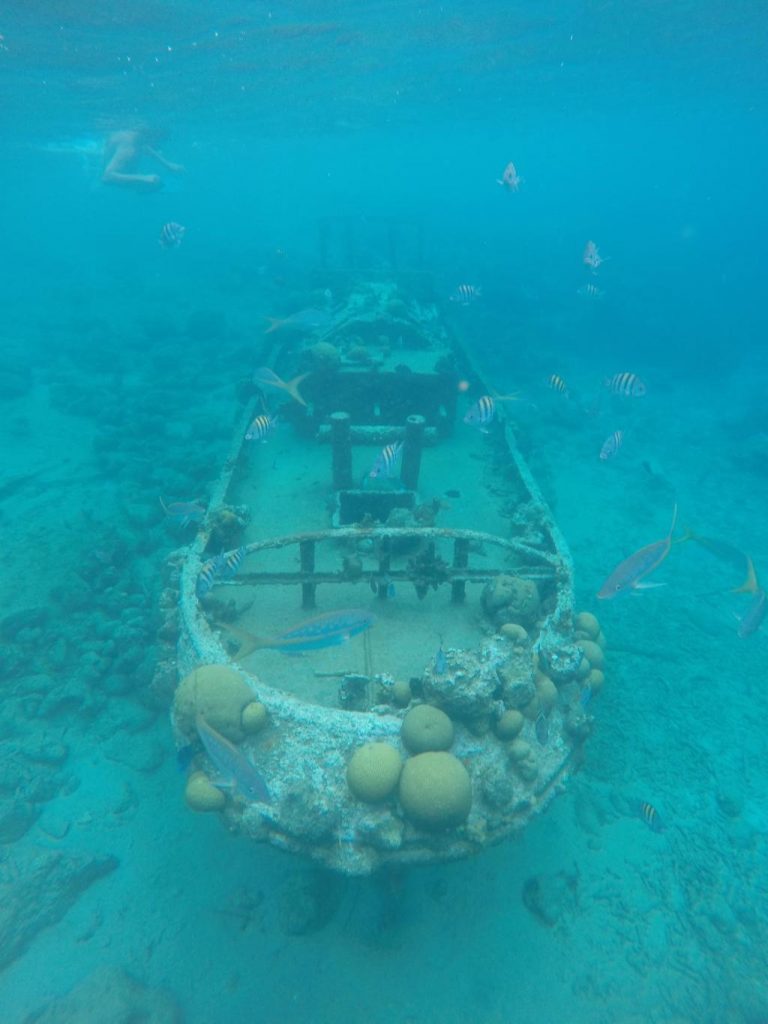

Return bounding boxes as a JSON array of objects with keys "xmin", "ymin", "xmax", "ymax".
[
  {"xmin": 635, "ymin": 800, "xmax": 665, "ymax": 833},
  {"xmin": 369, "ymin": 441, "xmax": 403, "ymax": 480},
  {"xmin": 548, "ymin": 373, "xmax": 569, "ymax": 396},
  {"xmin": 463, "ymin": 393, "xmax": 519, "ymax": 433},
  {"xmin": 222, "ymin": 545, "xmax": 247, "ymax": 580},
  {"xmin": 245, "ymin": 412, "xmax": 278, "ymax": 442},
  {"xmin": 196, "ymin": 547, "xmax": 247, "ymax": 598},
  {"xmin": 196, "ymin": 714, "xmax": 271, "ymax": 805},
  {"xmin": 604, "ymin": 372, "xmax": 646, "ymax": 397},
  {"xmin": 449, "ymin": 283, "xmax": 482, "ymax": 306},
  {"xmin": 196, "ymin": 553, "xmax": 226, "ymax": 598},
  {"xmin": 159, "ymin": 221, "xmax": 185, "ymax": 248},
  {"xmin": 577, "ymin": 282, "xmax": 605, "ymax": 299},
  {"xmin": 597, "ymin": 505, "xmax": 682, "ymax": 599},
  {"xmin": 599, "ymin": 430, "xmax": 623, "ymax": 461}
]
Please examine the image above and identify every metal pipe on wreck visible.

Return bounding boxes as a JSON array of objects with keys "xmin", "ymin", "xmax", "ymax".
[
  {"xmin": 401, "ymin": 414, "xmax": 425, "ymax": 491},
  {"xmin": 330, "ymin": 411, "xmax": 353, "ymax": 490}
]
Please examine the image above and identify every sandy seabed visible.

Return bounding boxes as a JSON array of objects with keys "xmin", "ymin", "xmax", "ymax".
[{"xmin": 1, "ymin": 279, "xmax": 767, "ymax": 1024}]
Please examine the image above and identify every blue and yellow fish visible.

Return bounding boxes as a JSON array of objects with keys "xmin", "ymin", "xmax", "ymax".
[
  {"xmin": 259, "ymin": 608, "xmax": 375, "ymax": 654},
  {"xmin": 196, "ymin": 714, "xmax": 271, "ymax": 805}
]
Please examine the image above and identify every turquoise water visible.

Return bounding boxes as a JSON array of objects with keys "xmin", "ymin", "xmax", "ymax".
[{"xmin": 1, "ymin": 2, "xmax": 767, "ymax": 1021}]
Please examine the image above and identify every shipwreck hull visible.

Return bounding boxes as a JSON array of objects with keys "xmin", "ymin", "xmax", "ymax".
[{"xmin": 171, "ymin": 278, "xmax": 596, "ymax": 874}]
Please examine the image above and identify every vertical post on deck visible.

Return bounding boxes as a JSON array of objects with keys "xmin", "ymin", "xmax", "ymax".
[
  {"xmin": 300, "ymin": 539, "xmax": 316, "ymax": 609},
  {"xmin": 376, "ymin": 542, "xmax": 392, "ymax": 601},
  {"xmin": 401, "ymin": 414, "xmax": 425, "ymax": 491},
  {"xmin": 451, "ymin": 537, "xmax": 469, "ymax": 603},
  {"xmin": 330, "ymin": 411, "xmax": 353, "ymax": 490}
]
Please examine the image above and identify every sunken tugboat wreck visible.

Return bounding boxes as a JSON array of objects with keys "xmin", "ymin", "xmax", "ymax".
[{"xmin": 171, "ymin": 279, "xmax": 605, "ymax": 875}]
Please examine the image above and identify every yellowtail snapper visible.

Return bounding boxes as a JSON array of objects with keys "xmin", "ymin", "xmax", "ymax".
[
  {"xmin": 264, "ymin": 307, "xmax": 335, "ymax": 335},
  {"xmin": 160, "ymin": 497, "xmax": 205, "ymax": 529},
  {"xmin": 597, "ymin": 505, "xmax": 682, "ymax": 599},
  {"xmin": 196, "ymin": 714, "xmax": 271, "ymax": 805},
  {"xmin": 252, "ymin": 366, "xmax": 310, "ymax": 407},
  {"xmin": 734, "ymin": 557, "xmax": 766, "ymax": 638}
]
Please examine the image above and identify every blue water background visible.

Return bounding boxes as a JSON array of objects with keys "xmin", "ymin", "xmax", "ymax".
[{"xmin": 1, "ymin": 2, "xmax": 767, "ymax": 1022}]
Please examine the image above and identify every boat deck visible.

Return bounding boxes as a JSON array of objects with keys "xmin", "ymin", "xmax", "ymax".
[{"xmin": 216, "ymin": 404, "xmax": 548, "ymax": 705}]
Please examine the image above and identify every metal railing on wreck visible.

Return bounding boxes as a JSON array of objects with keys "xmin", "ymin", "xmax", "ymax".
[{"xmin": 217, "ymin": 525, "xmax": 564, "ymax": 610}]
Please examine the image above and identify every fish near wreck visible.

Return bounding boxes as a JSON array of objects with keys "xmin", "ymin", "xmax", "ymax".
[
  {"xmin": 196, "ymin": 714, "xmax": 271, "ymax": 804},
  {"xmin": 597, "ymin": 505, "xmax": 682, "ymax": 600}
]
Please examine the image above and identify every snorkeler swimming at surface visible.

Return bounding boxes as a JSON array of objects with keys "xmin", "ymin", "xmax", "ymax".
[{"xmin": 102, "ymin": 128, "xmax": 184, "ymax": 192}]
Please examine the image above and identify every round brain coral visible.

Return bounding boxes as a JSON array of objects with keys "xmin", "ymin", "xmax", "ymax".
[
  {"xmin": 347, "ymin": 742, "xmax": 402, "ymax": 803},
  {"xmin": 185, "ymin": 771, "xmax": 226, "ymax": 812},
  {"xmin": 401, "ymin": 704, "xmax": 454, "ymax": 754},
  {"xmin": 398, "ymin": 752, "xmax": 472, "ymax": 830},
  {"xmin": 174, "ymin": 664, "xmax": 255, "ymax": 743}
]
